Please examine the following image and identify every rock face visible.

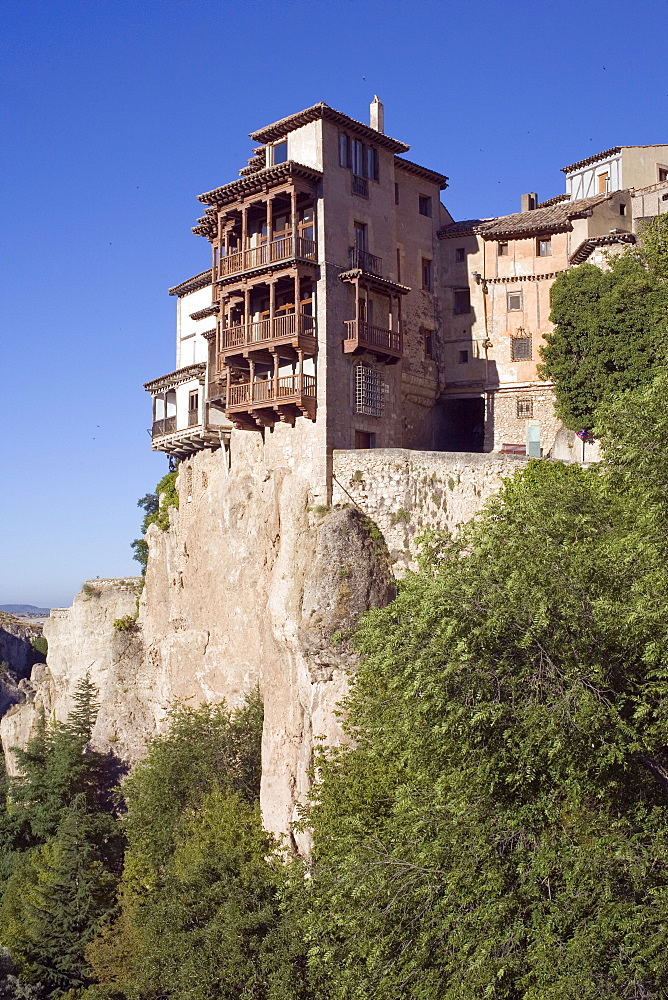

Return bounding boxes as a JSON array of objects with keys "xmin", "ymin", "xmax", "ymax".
[{"xmin": 2, "ymin": 438, "xmax": 395, "ymax": 852}]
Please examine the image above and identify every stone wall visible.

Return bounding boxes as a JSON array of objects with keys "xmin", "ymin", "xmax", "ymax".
[{"xmin": 332, "ymin": 447, "xmax": 528, "ymax": 572}]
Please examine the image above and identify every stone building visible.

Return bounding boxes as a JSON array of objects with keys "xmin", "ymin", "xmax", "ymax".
[
  {"xmin": 437, "ymin": 143, "xmax": 668, "ymax": 455},
  {"xmin": 145, "ymin": 99, "xmax": 452, "ymax": 498},
  {"xmin": 438, "ymin": 190, "xmax": 635, "ymax": 454}
]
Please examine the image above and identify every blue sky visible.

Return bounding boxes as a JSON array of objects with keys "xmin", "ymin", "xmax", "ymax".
[{"xmin": 1, "ymin": 0, "xmax": 667, "ymax": 607}]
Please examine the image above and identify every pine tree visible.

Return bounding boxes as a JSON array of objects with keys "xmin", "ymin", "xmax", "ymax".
[{"xmin": 3, "ymin": 798, "xmax": 117, "ymax": 998}]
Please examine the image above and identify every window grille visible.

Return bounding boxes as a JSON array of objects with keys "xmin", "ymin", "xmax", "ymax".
[
  {"xmin": 516, "ymin": 398, "xmax": 533, "ymax": 418},
  {"xmin": 511, "ymin": 335, "xmax": 532, "ymax": 361},
  {"xmin": 355, "ymin": 364, "xmax": 384, "ymax": 416}
]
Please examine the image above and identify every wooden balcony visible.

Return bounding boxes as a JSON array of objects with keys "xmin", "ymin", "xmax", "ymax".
[
  {"xmin": 217, "ymin": 235, "xmax": 316, "ymax": 279},
  {"xmin": 152, "ymin": 416, "xmax": 176, "ymax": 438},
  {"xmin": 217, "ymin": 312, "xmax": 316, "ymax": 365},
  {"xmin": 343, "ymin": 319, "xmax": 402, "ymax": 363},
  {"xmin": 226, "ymin": 373, "xmax": 316, "ymax": 427}
]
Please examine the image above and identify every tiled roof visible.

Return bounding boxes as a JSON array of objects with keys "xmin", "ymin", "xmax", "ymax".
[
  {"xmin": 394, "ymin": 157, "xmax": 448, "ymax": 188},
  {"xmin": 569, "ymin": 231, "xmax": 636, "ymax": 264},
  {"xmin": 198, "ymin": 161, "xmax": 322, "ymax": 209},
  {"xmin": 475, "ymin": 194, "xmax": 612, "ymax": 240},
  {"xmin": 536, "ymin": 193, "xmax": 571, "ymax": 208},
  {"xmin": 168, "ymin": 270, "xmax": 212, "ymax": 297},
  {"xmin": 438, "ymin": 219, "xmax": 487, "ymax": 239},
  {"xmin": 249, "ymin": 102, "xmax": 410, "ymax": 154},
  {"xmin": 561, "ymin": 147, "xmax": 621, "ymax": 173}
]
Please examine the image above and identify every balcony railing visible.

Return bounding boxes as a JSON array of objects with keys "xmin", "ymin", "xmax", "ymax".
[
  {"xmin": 217, "ymin": 311, "xmax": 316, "ymax": 360},
  {"xmin": 349, "ymin": 247, "xmax": 382, "ymax": 276},
  {"xmin": 217, "ymin": 235, "xmax": 317, "ymax": 279},
  {"xmin": 152, "ymin": 416, "xmax": 177, "ymax": 438},
  {"xmin": 351, "ymin": 174, "xmax": 369, "ymax": 198},
  {"xmin": 227, "ymin": 374, "xmax": 316, "ymax": 410},
  {"xmin": 343, "ymin": 319, "xmax": 402, "ymax": 357}
]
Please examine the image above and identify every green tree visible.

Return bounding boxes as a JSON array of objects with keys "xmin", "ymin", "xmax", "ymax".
[
  {"xmin": 301, "ymin": 458, "xmax": 668, "ymax": 999},
  {"xmin": 85, "ymin": 693, "xmax": 301, "ymax": 1000},
  {"xmin": 2, "ymin": 798, "xmax": 118, "ymax": 999},
  {"xmin": 538, "ymin": 252, "xmax": 668, "ymax": 429},
  {"xmin": 131, "ymin": 471, "xmax": 179, "ymax": 572}
]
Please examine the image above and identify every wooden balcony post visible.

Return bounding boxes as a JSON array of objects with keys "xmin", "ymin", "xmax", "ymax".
[
  {"xmin": 269, "ymin": 280, "xmax": 276, "ymax": 326},
  {"xmin": 272, "ymin": 350, "xmax": 279, "ymax": 402},
  {"xmin": 298, "ymin": 347, "xmax": 304, "ymax": 381},
  {"xmin": 291, "ymin": 188, "xmax": 297, "ymax": 255},
  {"xmin": 266, "ymin": 197, "xmax": 272, "ymax": 248},
  {"xmin": 249, "ymin": 359, "xmax": 255, "ymax": 402},
  {"xmin": 244, "ymin": 288, "xmax": 250, "ymax": 345}
]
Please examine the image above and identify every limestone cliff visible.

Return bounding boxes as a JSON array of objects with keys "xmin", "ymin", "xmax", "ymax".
[{"xmin": 2, "ymin": 436, "xmax": 394, "ymax": 852}]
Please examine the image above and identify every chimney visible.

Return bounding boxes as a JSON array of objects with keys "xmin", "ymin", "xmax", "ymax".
[
  {"xmin": 521, "ymin": 192, "xmax": 538, "ymax": 212},
  {"xmin": 370, "ymin": 95, "xmax": 384, "ymax": 133}
]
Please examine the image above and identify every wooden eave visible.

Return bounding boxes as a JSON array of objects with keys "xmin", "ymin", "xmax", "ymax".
[
  {"xmin": 569, "ymin": 232, "xmax": 635, "ymax": 264},
  {"xmin": 249, "ymin": 102, "xmax": 410, "ymax": 154},
  {"xmin": 480, "ymin": 221, "xmax": 573, "ymax": 241},
  {"xmin": 338, "ymin": 270, "xmax": 411, "ymax": 295},
  {"xmin": 168, "ymin": 270, "xmax": 212, "ymax": 297},
  {"xmin": 144, "ymin": 363, "xmax": 206, "ymax": 393},
  {"xmin": 190, "ymin": 304, "xmax": 219, "ymax": 321},
  {"xmin": 198, "ymin": 162, "xmax": 322, "ymax": 209},
  {"xmin": 561, "ymin": 147, "xmax": 621, "ymax": 173},
  {"xmin": 394, "ymin": 156, "xmax": 448, "ymax": 189}
]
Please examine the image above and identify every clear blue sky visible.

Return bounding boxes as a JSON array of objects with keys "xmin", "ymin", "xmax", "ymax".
[{"xmin": 1, "ymin": 0, "xmax": 666, "ymax": 608}]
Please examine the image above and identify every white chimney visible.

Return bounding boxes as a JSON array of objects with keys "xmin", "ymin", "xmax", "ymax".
[{"xmin": 370, "ymin": 95, "xmax": 384, "ymax": 133}]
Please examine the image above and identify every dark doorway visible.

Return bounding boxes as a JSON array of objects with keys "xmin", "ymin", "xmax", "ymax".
[
  {"xmin": 440, "ymin": 398, "xmax": 485, "ymax": 452},
  {"xmin": 354, "ymin": 430, "xmax": 376, "ymax": 448}
]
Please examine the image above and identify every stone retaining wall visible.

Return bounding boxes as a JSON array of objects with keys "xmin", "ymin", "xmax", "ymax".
[{"xmin": 332, "ymin": 448, "xmax": 529, "ymax": 572}]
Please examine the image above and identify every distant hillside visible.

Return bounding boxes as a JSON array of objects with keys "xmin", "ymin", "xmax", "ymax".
[{"xmin": 0, "ymin": 604, "xmax": 51, "ymax": 616}]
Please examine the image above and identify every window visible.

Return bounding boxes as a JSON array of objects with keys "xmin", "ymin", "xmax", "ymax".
[
  {"xmin": 355, "ymin": 364, "xmax": 384, "ymax": 416},
  {"xmin": 597, "ymin": 171, "xmax": 609, "ymax": 194},
  {"xmin": 423, "ymin": 329, "xmax": 435, "ymax": 360},
  {"xmin": 619, "ymin": 203, "xmax": 627, "ymax": 216},
  {"xmin": 507, "ymin": 290, "xmax": 523, "ymax": 311},
  {"xmin": 659, "ymin": 167, "xmax": 668, "ymax": 182},
  {"xmin": 459, "ymin": 350, "xmax": 469, "ymax": 364},
  {"xmin": 453, "ymin": 288, "xmax": 471, "ymax": 314},
  {"xmin": 455, "ymin": 247, "xmax": 466, "ymax": 262},
  {"xmin": 270, "ymin": 141, "xmax": 288, "ymax": 165},
  {"xmin": 419, "ymin": 195, "xmax": 432, "ymax": 217},
  {"xmin": 188, "ymin": 390, "xmax": 199, "ymax": 426},
  {"xmin": 498, "ymin": 241, "xmax": 509, "ymax": 256},
  {"xmin": 339, "ymin": 133, "xmax": 350, "ymax": 168},
  {"xmin": 394, "ymin": 183, "xmax": 400, "ymax": 205},
  {"xmin": 422, "ymin": 258, "xmax": 433, "ymax": 291},
  {"xmin": 340, "ymin": 132, "xmax": 378, "ymax": 180},
  {"xmin": 354, "ymin": 221, "xmax": 368, "ymax": 251},
  {"xmin": 517, "ymin": 398, "xmax": 533, "ymax": 418},
  {"xmin": 396, "ymin": 247, "xmax": 402, "ymax": 282},
  {"xmin": 536, "ymin": 237, "xmax": 552, "ymax": 257},
  {"xmin": 511, "ymin": 334, "xmax": 532, "ymax": 361}
]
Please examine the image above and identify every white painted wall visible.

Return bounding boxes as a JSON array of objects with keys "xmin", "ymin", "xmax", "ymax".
[{"xmin": 176, "ymin": 284, "xmax": 214, "ymax": 369}]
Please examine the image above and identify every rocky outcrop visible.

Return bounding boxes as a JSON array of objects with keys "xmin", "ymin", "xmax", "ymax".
[
  {"xmin": 2, "ymin": 438, "xmax": 395, "ymax": 852},
  {"xmin": 0, "ymin": 611, "xmax": 44, "ymax": 678}
]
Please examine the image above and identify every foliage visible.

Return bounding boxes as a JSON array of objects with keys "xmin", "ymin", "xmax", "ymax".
[
  {"xmin": 29, "ymin": 638, "xmax": 47, "ymax": 658},
  {"xmin": 2, "ymin": 799, "xmax": 118, "ymax": 998},
  {"xmin": 111, "ymin": 617, "xmax": 137, "ymax": 633},
  {"xmin": 85, "ymin": 692, "xmax": 292, "ymax": 999},
  {"xmin": 538, "ymin": 252, "xmax": 668, "ymax": 429},
  {"xmin": 634, "ymin": 211, "xmax": 668, "ymax": 283},
  {"xmin": 0, "ymin": 676, "xmax": 124, "ymax": 999},
  {"xmin": 131, "ymin": 470, "xmax": 179, "ymax": 572},
  {"xmin": 301, "ymin": 454, "xmax": 668, "ymax": 999}
]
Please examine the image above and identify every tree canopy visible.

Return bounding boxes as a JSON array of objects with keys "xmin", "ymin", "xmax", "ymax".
[{"xmin": 538, "ymin": 215, "xmax": 668, "ymax": 429}]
